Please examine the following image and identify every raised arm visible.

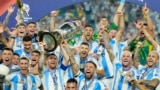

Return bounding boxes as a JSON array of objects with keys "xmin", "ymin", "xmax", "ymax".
[
  {"xmin": 142, "ymin": 3, "xmax": 155, "ymax": 38},
  {"xmin": 101, "ymin": 31, "xmax": 115, "ymax": 62},
  {"xmin": 3, "ymin": 5, "xmax": 15, "ymax": 28},
  {"xmin": 142, "ymin": 25, "xmax": 158, "ymax": 50},
  {"xmin": 113, "ymin": 0, "xmax": 125, "ymax": 26},
  {"xmin": 50, "ymin": 11, "xmax": 58, "ymax": 31},
  {"xmin": 115, "ymin": 13, "xmax": 125, "ymax": 42},
  {"xmin": 38, "ymin": 42, "xmax": 46, "ymax": 73},
  {"xmin": 0, "ymin": 23, "xmax": 14, "ymax": 48},
  {"xmin": 60, "ymin": 40, "xmax": 70, "ymax": 66},
  {"xmin": 133, "ymin": 42, "xmax": 142, "ymax": 68},
  {"xmin": 61, "ymin": 40, "xmax": 79, "ymax": 76},
  {"xmin": 127, "ymin": 26, "xmax": 139, "ymax": 45}
]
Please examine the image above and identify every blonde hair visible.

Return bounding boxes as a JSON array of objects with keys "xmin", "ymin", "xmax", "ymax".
[{"xmin": 122, "ymin": 50, "xmax": 132, "ymax": 58}]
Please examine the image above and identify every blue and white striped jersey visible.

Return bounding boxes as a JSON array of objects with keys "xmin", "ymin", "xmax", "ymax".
[
  {"xmin": 73, "ymin": 38, "xmax": 99, "ymax": 53},
  {"xmin": 41, "ymin": 67, "xmax": 66, "ymax": 90},
  {"xmin": 13, "ymin": 37, "xmax": 23, "ymax": 51},
  {"xmin": 1, "ymin": 63, "xmax": 21, "ymax": 90},
  {"xmin": 63, "ymin": 54, "xmax": 103, "ymax": 85},
  {"xmin": 5, "ymin": 71, "xmax": 41, "ymax": 90},
  {"xmin": 14, "ymin": 49, "xmax": 31, "ymax": 59},
  {"xmin": 112, "ymin": 61, "xmax": 138, "ymax": 90},
  {"xmin": 139, "ymin": 66, "xmax": 160, "ymax": 80},
  {"xmin": 110, "ymin": 38, "xmax": 119, "ymax": 59},
  {"xmin": 76, "ymin": 72, "xmax": 106, "ymax": 90},
  {"xmin": 94, "ymin": 45, "xmax": 114, "ymax": 78},
  {"xmin": 74, "ymin": 54, "xmax": 103, "ymax": 73},
  {"xmin": 118, "ymin": 41, "xmax": 128, "ymax": 60},
  {"xmin": 110, "ymin": 38, "xmax": 128, "ymax": 60},
  {"xmin": 32, "ymin": 42, "xmax": 40, "ymax": 50},
  {"xmin": 156, "ymin": 44, "xmax": 160, "ymax": 70}
]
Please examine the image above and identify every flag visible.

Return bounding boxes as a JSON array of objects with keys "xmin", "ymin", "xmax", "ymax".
[{"xmin": 0, "ymin": 0, "xmax": 16, "ymax": 16}]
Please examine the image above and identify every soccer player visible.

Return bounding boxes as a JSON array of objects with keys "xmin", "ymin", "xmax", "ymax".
[
  {"xmin": 130, "ymin": 51, "xmax": 160, "ymax": 90},
  {"xmin": 134, "ymin": 21, "xmax": 160, "ymax": 90},
  {"xmin": 5, "ymin": 57, "xmax": 41, "ymax": 90},
  {"xmin": 29, "ymin": 50, "xmax": 41, "ymax": 75},
  {"xmin": 12, "ymin": 23, "xmax": 27, "ymax": 51},
  {"xmin": 129, "ymin": 3, "xmax": 155, "ymax": 65},
  {"xmin": 74, "ymin": 61, "xmax": 107, "ymax": 90},
  {"xmin": 38, "ymin": 41, "xmax": 69, "ymax": 90},
  {"xmin": 112, "ymin": 50, "xmax": 138, "ymax": 90},
  {"xmin": 26, "ymin": 22, "xmax": 38, "ymax": 43},
  {"xmin": 11, "ymin": 53, "xmax": 20, "ymax": 69},
  {"xmin": 14, "ymin": 35, "xmax": 33, "ymax": 58},
  {"xmin": 73, "ymin": 25, "xmax": 98, "ymax": 54},
  {"xmin": 65, "ymin": 78, "xmax": 78, "ymax": 90},
  {"xmin": 93, "ymin": 30, "xmax": 114, "ymax": 90},
  {"xmin": 0, "ymin": 48, "xmax": 23, "ymax": 90},
  {"xmin": 66, "ymin": 42, "xmax": 104, "ymax": 77}
]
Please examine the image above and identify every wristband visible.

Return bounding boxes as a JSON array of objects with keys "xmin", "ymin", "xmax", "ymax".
[{"xmin": 10, "ymin": 36, "xmax": 15, "ymax": 39}]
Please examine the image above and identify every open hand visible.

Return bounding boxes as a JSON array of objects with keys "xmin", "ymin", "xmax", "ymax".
[
  {"xmin": 8, "ymin": 4, "xmax": 15, "ymax": 14},
  {"xmin": 0, "ymin": 23, "xmax": 4, "ymax": 33},
  {"xmin": 51, "ymin": 11, "xmax": 58, "ymax": 17}
]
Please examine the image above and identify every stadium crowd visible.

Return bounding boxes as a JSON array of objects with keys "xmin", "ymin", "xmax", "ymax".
[{"xmin": 0, "ymin": 0, "xmax": 160, "ymax": 90}]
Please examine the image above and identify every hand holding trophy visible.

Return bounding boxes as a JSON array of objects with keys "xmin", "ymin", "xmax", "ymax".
[
  {"xmin": 16, "ymin": 0, "xmax": 23, "ymax": 19},
  {"xmin": 39, "ymin": 21, "xmax": 80, "ymax": 52}
]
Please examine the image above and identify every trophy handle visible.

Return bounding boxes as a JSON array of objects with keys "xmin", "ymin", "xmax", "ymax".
[{"xmin": 39, "ymin": 32, "xmax": 58, "ymax": 52}]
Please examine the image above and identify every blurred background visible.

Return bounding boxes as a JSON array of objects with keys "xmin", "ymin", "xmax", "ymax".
[{"xmin": 36, "ymin": 0, "xmax": 160, "ymax": 43}]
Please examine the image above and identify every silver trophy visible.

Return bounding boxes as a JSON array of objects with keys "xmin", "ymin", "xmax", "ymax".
[{"xmin": 39, "ymin": 21, "xmax": 80, "ymax": 52}]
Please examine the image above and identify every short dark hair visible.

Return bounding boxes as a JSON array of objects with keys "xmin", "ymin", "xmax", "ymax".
[
  {"xmin": 32, "ymin": 50, "xmax": 41, "ymax": 56},
  {"xmin": 101, "ymin": 16, "xmax": 107, "ymax": 19},
  {"xmin": 86, "ymin": 61, "xmax": 97, "ymax": 68},
  {"xmin": 143, "ymin": 23, "xmax": 148, "ymax": 26},
  {"xmin": 2, "ymin": 47, "xmax": 13, "ymax": 53},
  {"xmin": 135, "ymin": 18, "xmax": 143, "ymax": 23},
  {"xmin": 23, "ymin": 35, "xmax": 32, "ymax": 42},
  {"xmin": 98, "ymin": 16, "xmax": 108, "ymax": 22},
  {"xmin": 27, "ymin": 21, "xmax": 36, "ymax": 26},
  {"xmin": 80, "ymin": 42, "xmax": 89, "ymax": 47},
  {"xmin": 47, "ymin": 53, "xmax": 57, "ymax": 58},
  {"xmin": 20, "ymin": 57, "xmax": 29, "ymax": 61},
  {"xmin": 13, "ymin": 53, "xmax": 20, "ymax": 57},
  {"xmin": 84, "ymin": 24, "xmax": 93, "ymax": 29},
  {"xmin": 16, "ymin": 23, "xmax": 26, "ymax": 28},
  {"xmin": 67, "ymin": 78, "xmax": 77, "ymax": 85}
]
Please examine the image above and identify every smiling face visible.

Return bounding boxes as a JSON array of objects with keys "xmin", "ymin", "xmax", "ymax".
[
  {"xmin": 19, "ymin": 59, "xmax": 29, "ymax": 75},
  {"xmin": 2, "ymin": 50, "xmax": 13, "ymax": 66},
  {"xmin": 30, "ymin": 52, "xmax": 40, "ymax": 66},
  {"xmin": 46, "ymin": 54, "xmax": 58, "ymax": 70},
  {"xmin": 84, "ymin": 26, "xmax": 93, "ymax": 42},
  {"xmin": 27, "ymin": 23, "xmax": 36, "ymax": 36},
  {"xmin": 23, "ymin": 41, "xmax": 32, "ymax": 52},
  {"xmin": 79, "ymin": 44, "xmax": 89, "ymax": 59},
  {"xmin": 84, "ymin": 62, "xmax": 96, "ymax": 80},
  {"xmin": 17, "ymin": 25, "xmax": 26, "ymax": 38},
  {"xmin": 109, "ymin": 30, "xmax": 117, "ymax": 40},
  {"xmin": 121, "ymin": 51, "xmax": 132, "ymax": 67},
  {"xmin": 12, "ymin": 54, "xmax": 19, "ymax": 65},
  {"xmin": 147, "ymin": 51, "xmax": 159, "ymax": 68}
]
